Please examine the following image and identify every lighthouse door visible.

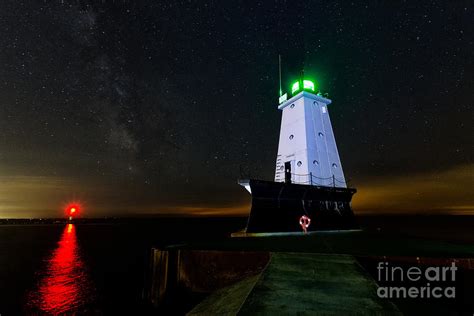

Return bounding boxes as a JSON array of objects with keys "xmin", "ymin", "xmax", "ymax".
[{"xmin": 284, "ymin": 161, "xmax": 292, "ymax": 183}]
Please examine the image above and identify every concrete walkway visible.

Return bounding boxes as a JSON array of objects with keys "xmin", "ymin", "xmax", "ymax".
[{"xmin": 189, "ymin": 252, "xmax": 401, "ymax": 315}]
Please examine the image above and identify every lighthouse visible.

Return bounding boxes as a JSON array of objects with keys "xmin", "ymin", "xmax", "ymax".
[
  {"xmin": 238, "ymin": 73, "xmax": 357, "ymax": 233},
  {"xmin": 274, "ymin": 79, "xmax": 347, "ymax": 188}
]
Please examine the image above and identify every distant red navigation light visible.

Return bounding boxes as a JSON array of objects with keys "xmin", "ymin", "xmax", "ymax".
[{"xmin": 65, "ymin": 203, "xmax": 81, "ymax": 218}]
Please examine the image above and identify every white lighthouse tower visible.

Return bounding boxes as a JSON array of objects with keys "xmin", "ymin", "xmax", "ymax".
[{"xmin": 274, "ymin": 79, "xmax": 347, "ymax": 188}]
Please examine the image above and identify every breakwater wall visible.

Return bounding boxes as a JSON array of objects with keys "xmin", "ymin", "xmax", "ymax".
[{"xmin": 145, "ymin": 248, "xmax": 270, "ymax": 307}]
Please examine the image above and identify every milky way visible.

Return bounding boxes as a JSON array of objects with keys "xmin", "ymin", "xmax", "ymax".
[{"xmin": 0, "ymin": 1, "xmax": 472, "ymax": 217}]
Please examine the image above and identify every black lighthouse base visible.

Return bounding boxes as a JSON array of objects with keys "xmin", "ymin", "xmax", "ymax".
[{"xmin": 239, "ymin": 179, "xmax": 357, "ymax": 233}]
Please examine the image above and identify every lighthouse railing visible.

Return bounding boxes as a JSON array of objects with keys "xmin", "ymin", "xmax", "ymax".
[{"xmin": 289, "ymin": 172, "xmax": 350, "ymax": 187}]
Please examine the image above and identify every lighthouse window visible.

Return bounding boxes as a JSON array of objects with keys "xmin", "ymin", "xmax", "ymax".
[
  {"xmin": 318, "ymin": 132, "xmax": 324, "ymax": 137},
  {"xmin": 289, "ymin": 134, "xmax": 294, "ymax": 140},
  {"xmin": 297, "ymin": 161, "xmax": 302, "ymax": 167},
  {"xmin": 313, "ymin": 160, "xmax": 319, "ymax": 165},
  {"xmin": 290, "ymin": 103, "xmax": 295, "ymax": 109},
  {"xmin": 332, "ymin": 163, "xmax": 338, "ymax": 168},
  {"xmin": 321, "ymin": 106, "xmax": 327, "ymax": 113}
]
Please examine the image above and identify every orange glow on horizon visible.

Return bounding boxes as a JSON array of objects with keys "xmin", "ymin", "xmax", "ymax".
[
  {"xmin": 0, "ymin": 164, "xmax": 471, "ymax": 218},
  {"xmin": 352, "ymin": 164, "xmax": 474, "ymax": 215}
]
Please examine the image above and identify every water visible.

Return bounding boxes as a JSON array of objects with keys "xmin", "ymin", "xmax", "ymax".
[
  {"xmin": 26, "ymin": 224, "xmax": 95, "ymax": 314},
  {"xmin": 0, "ymin": 218, "xmax": 245, "ymax": 315},
  {"xmin": 0, "ymin": 216, "xmax": 472, "ymax": 314}
]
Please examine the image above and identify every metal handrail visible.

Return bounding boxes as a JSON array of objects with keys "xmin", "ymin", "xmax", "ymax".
[{"xmin": 288, "ymin": 172, "xmax": 351, "ymax": 187}]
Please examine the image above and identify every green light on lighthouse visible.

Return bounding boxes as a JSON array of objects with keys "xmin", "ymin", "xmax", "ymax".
[
  {"xmin": 291, "ymin": 81, "xmax": 300, "ymax": 94},
  {"xmin": 291, "ymin": 79, "xmax": 316, "ymax": 95},
  {"xmin": 303, "ymin": 80, "xmax": 315, "ymax": 91}
]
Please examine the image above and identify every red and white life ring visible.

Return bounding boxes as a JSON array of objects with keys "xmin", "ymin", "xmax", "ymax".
[{"xmin": 299, "ymin": 215, "xmax": 311, "ymax": 233}]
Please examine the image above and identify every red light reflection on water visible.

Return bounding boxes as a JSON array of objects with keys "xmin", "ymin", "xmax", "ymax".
[{"xmin": 27, "ymin": 224, "xmax": 95, "ymax": 314}]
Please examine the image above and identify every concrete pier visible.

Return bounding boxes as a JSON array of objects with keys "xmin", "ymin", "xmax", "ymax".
[
  {"xmin": 189, "ymin": 253, "xmax": 401, "ymax": 315},
  {"xmin": 146, "ymin": 231, "xmax": 474, "ymax": 314},
  {"xmin": 241, "ymin": 253, "xmax": 400, "ymax": 314}
]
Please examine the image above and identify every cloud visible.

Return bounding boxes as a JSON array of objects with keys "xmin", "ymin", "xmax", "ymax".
[
  {"xmin": 352, "ymin": 164, "xmax": 473, "ymax": 215},
  {"xmin": 139, "ymin": 203, "xmax": 251, "ymax": 217},
  {"xmin": 0, "ymin": 176, "xmax": 77, "ymax": 218},
  {"xmin": 1, "ymin": 164, "xmax": 471, "ymax": 218}
]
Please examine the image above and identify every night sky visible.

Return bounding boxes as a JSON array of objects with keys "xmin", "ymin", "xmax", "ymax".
[{"xmin": 0, "ymin": 1, "xmax": 472, "ymax": 218}]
